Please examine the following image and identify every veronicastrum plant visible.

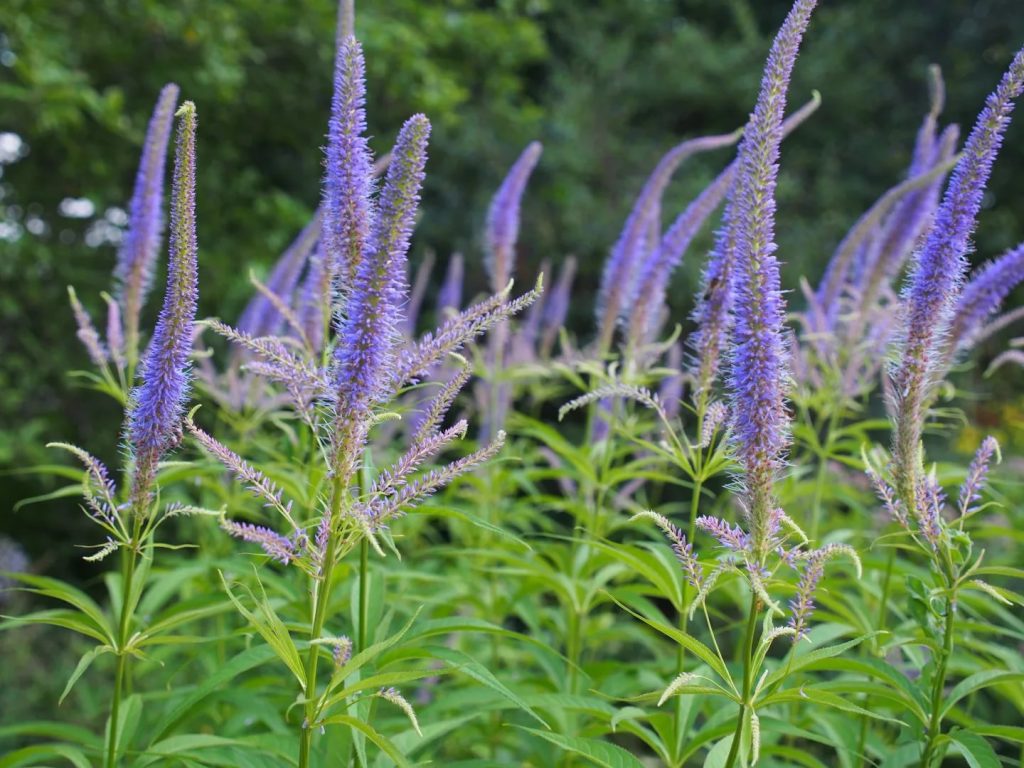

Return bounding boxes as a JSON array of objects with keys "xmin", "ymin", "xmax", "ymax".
[
  {"xmin": 183, "ymin": 16, "xmax": 543, "ymax": 768},
  {"xmin": 5, "ymin": 1, "xmax": 1024, "ymax": 767},
  {"xmin": 4, "ymin": 97, "xmax": 204, "ymax": 768}
]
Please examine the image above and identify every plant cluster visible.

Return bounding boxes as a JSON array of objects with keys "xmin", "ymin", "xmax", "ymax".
[{"xmin": 4, "ymin": 1, "xmax": 1024, "ymax": 767}]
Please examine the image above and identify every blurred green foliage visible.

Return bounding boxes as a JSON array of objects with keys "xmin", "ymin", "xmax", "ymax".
[{"xmin": 2, "ymin": 0, "xmax": 1023, "ymax": 566}]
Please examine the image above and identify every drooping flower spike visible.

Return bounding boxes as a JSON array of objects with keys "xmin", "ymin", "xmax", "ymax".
[
  {"xmin": 626, "ymin": 163, "xmax": 736, "ymax": 350},
  {"xmin": 892, "ymin": 46, "xmax": 1024, "ymax": 508},
  {"xmin": 854, "ymin": 124, "xmax": 959, "ymax": 316},
  {"xmin": 947, "ymin": 242, "xmax": 1024, "ymax": 354},
  {"xmin": 596, "ymin": 130, "xmax": 744, "ymax": 351},
  {"xmin": 128, "ymin": 101, "xmax": 199, "ymax": 506},
  {"xmin": 726, "ymin": 0, "xmax": 818, "ymax": 551},
  {"xmin": 115, "ymin": 83, "xmax": 180, "ymax": 363},
  {"xmin": 237, "ymin": 210, "xmax": 322, "ymax": 339}
]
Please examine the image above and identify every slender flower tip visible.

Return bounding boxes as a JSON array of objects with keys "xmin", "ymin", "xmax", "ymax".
[
  {"xmin": 115, "ymin": 82, "xmax": 180, "ymax": 326},
  {"xmin": 129, "ymin": 99, "xmax": 198, "ymax": 466},
  {"xmin": 485, "ymin": 140, "xmax": 543, "ymax": 290}
]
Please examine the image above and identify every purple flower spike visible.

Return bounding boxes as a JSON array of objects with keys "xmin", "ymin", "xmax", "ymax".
[
  {"xmin": 628, "ymin": 165, "xmax": 735, "ymax": 347},
  {"xmin": 324, "ymin": 36, "xmax": 376, "ymax": 299},
  {"xmin": 332, "ymin": 114, "xmax": 430, "ymax": 484},
  {"xmin": 788, "ymin": 555, "xmax": 823, "ymax": 640},
  {"xmin": 115, "ymin": 84, "xmax": 180, "ymax": 362},
  {"xmin": 237, "ymin": 211, "xmax": 321, "ymax": 339},
  {"xmin": 892, "ymin": 47, "xmax": 1024, "ymax": 507},
  {"xmin": 68, "ymin": 286, "xmax": 108, "ymax": 368},
  {"xmin": 221, "ymin": 519, "xmax": 295, "ymax": 564},
  {"xmin": 485, "ymin": 141, "xmax": 542, "ymax": 294},
  {"xmin": 437, "ymin": 252, "xmax": 464, "ymax": 317},
  {"xmin": 105, "ymin": 294, "xmax": 126, "ymax": 370},
  {"xmin": 727, "ymin": 0, "xmax": 817, "ymax": 547},
  {"xmin": 696, "ymin": 515, "xmax": 750, "ymax": 552},
  {"xmin": 958, "ymin": 436, "xmax": 999, "ymax": 517},
  {"xmin": 948, "ymin": 242, "xmax": 1024, "ymax": 353},
  {"xmin": 129, "ymin": 101, "xmax": 199, "ymax": 505},
  {"xmin": 597, "ymin": 130, "xmax": 742, "ymax": 351}
]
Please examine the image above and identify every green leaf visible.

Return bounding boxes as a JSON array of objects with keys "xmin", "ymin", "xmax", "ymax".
[
  {"xmin": 319, "ymin": 714, "xmax": 413, "ymax": 768},
  {"xmin": 60, "ymin": 645, "xmax": 109, "ymax": 704},
  {"xmin": 516, "ymin": 727, "xmax": 647, "ymax": 768},
  {"xmin": 759, "ymin": 686, "xmax": 905, "ymax": 724},
  {"xmin": 702, "ymin": 735, "xmax": 734, "ymax": 768},
  {"xmin": 763, "ymin": 632, "xmax": 877, "ymax": 688},
  {"xmin": 0, "ymin": 744, "xmax": 93, "ymax": 768},
  {"xmin": 1, "ymin": 608, "xmax": 110, "ymax": 644},
  {"xmin": 972, "ymin": 725, "xmax": 1024, "ymax": 744},
  {"xmin": 7, "ymin": 572, "xmax": 113, "ymax": 641},
  {"xmin": 134, "ymin": 734, "xmax": 246, "ymax": 767},
  {"xmin": 427, "ymin": 646, "xmax": 549, "ymax": 728},
  {"xmin": 941, "ymin": 671, "xmax": 1024, "ymax": 718},
  {"xmin": 149, "ymin": 644, "xmax": 279, "ymax": 742},
  {"xmin": 12, "ymin": 484, "xmax": 85, "ymax": 512},
  {"xmin": 607, "ymin": 594, "xmax": 734, "ymax": 692},
  {"xmin": 949, "ymin": 729, "xmax": 1000, "ymax": 768},
  {"xmin": 220, "ymin": 571, "xmax": 306, "ymax": 689}
]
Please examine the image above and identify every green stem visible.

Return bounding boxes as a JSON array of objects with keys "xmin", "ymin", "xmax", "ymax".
[
  {"xmin": 358, "ymin": 539, "xmax": 370, "ymax": 652},
  {"xmin": 723, "ymin": 594, "xmax": 759, "ymax": 768},
  {"xmin": 298, "ymin": 483, "xmax": 344, "ymax": 768},
  {"xmin": 673, "ymin": 473, "xmax": 704, "ymax": 763},
  {"xmin": 919, "ymin": 585, "xmax": 956, "ymax": 768},
  {"xmin": 809, "ymin": 409, "xmax": 838, "ymax": 542},
  {"xmin": 105, "ymin": 539, "xmax": 138, "ymax": 768}
]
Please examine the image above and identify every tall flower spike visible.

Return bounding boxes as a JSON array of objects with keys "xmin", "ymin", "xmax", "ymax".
[
  {"xmin": 485, "ymin": 141, "xmax": 543, "ymax": 294},
  {"xmin": 947, "ymin": 242, "xmax": 1024, "ymax": 353},
  {"xmin": 128, "ymin": 101, "xmax": 199, "ymax": 505},
  {"xmin": 115, "ymin": 84, "xmax": 180, "ymax": 363},
  {"xmin": 596, "ymin": 131, "xmax": 744, "ymax": 351},
  {"xmin": 727, "ymin": 0, "xmax": 817, "ymax": 551},
  {"xmin": 237, "ymin": 210, "xmax": 322, "ymax": 339},
  {"xmin": 331, "ymin": 114, "xmax": 430, "ymax": 483},
  {"xmin": 324, "ymin": 36, "xmax": 376, "ymax": 300},
  {"xmin": 892, "ymin": 47, "xmax": 1024, "ymax": 508},
  {"xmin": 690, "ymin": 91, "xmax": 821, "ymax": 396}
]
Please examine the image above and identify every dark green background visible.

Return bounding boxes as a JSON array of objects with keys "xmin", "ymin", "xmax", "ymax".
[{"xmin": 2, "ymin": 0, "xmax": 1023, "ymax": 563}]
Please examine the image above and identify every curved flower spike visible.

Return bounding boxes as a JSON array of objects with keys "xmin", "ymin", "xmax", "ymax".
[{"xmin": 115, "ymin": 83, "xmax": 180, "ymax": 362}]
